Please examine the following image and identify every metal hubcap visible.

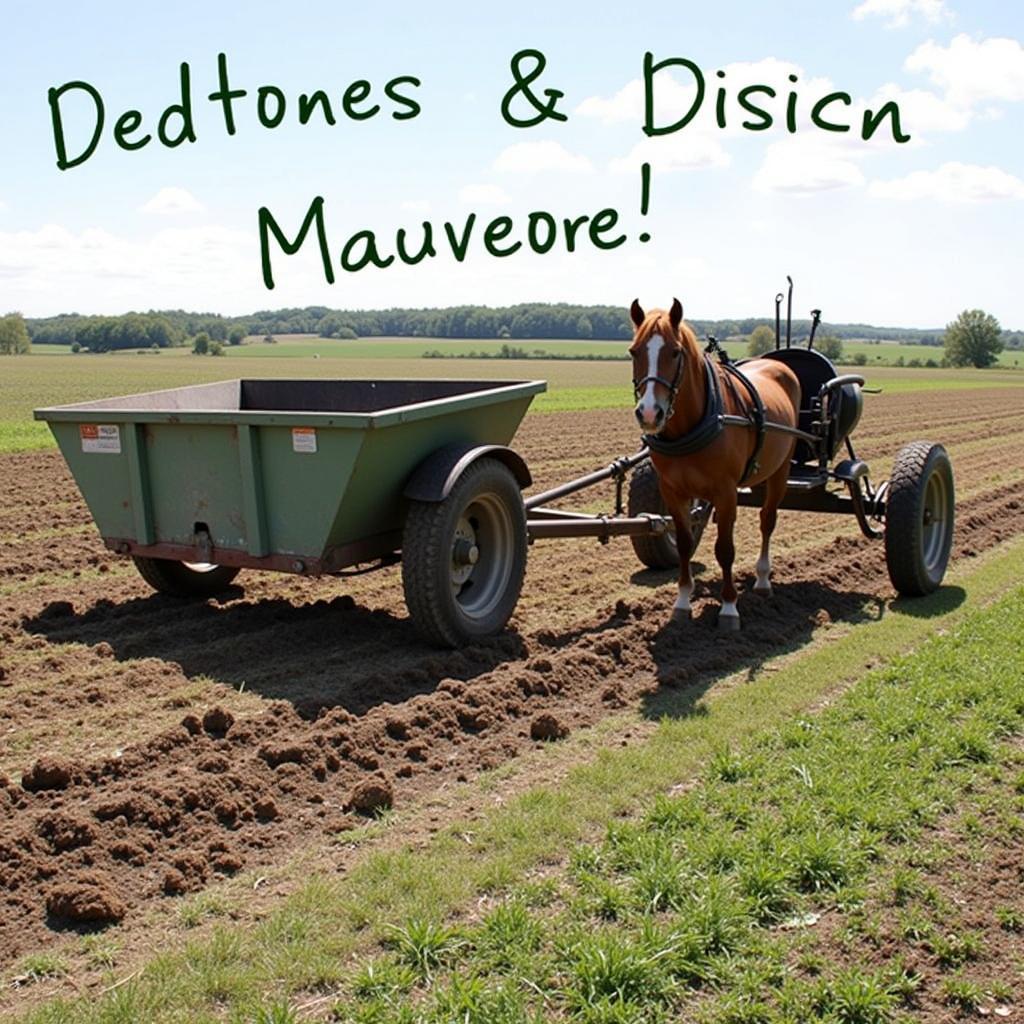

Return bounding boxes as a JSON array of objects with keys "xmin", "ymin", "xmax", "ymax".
[
  {"xmin": 183, "ymin": 562, "xmax": 218, "ymax": 573},
  {"xmin": 921, "ymin": 469, "xmax": 949, "ymax": 573},
  {"xmin": 449, "ymin": 494, "xmax": 514, "ymax": 620}
]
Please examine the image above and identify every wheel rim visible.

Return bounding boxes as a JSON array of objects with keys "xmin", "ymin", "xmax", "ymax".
[
  {"xmin": 921, "ymin": 468, "xmax": 951, "ymax": 577},
  {"xmin": 665, "ymin": 518, "xmax": 679, "ymax": 555},
  {"xmin": 449, "ymin": 492, "xmax": 514, "ymax": 621},
  {"xmin": 183, "ymin": 562, "xmax": 219, "ymax": 573}
]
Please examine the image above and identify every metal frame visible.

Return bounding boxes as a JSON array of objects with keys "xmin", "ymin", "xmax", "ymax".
[
  {"xmin": 523, "ymin": 277, "xmax": 887, "ymax": 549},
  {"xmin": 38, "ymin": 279, "xmax": 890, "ymax": 580}
]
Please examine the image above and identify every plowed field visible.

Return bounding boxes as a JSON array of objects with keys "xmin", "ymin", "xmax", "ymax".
[{"xmin": 1, "ymin": 386, "xmax": 1022, "ymax": 966}]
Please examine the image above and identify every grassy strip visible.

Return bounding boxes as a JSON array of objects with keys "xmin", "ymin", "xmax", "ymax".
[
  {"xmin": 3, "ymin": 357, "xmax": 1022, "ymax": 454},
  {"xmin": 24, "ymin": 338, "xmax": 1024, "ymax": 368},
  {"xmin": 325, "ymin": 584, "xmax": 1024, "ymax": 1023},
  {"xmin": 13, "ymin": 537, "xmax": 1024, "ymax": 1023},
  {"xmin": 0, "ymin": 422, "xmax": 52, "ymax": 455}
]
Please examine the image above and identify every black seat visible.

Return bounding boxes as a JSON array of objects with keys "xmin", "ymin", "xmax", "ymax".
[{"xmin": 761, "ymin": 348, "xmax": 840, "ymax": 463}]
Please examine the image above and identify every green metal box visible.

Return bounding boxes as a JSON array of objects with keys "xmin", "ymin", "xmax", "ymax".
[{"xmin": 35, "ymin": 378, "xmax": 545, "ymax": 573}]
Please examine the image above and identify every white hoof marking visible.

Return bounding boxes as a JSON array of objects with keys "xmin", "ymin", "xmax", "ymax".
[
  {"xmin": 755, "ymin": 554, "xmax": 772, "ymax": 594},
  {"xmin": 719, "ymin": 601, "xmax": 740, "ymax": 630},
  {"xmin": 719, "ymin": 600, "xmax": 740, "ymax": 629}
]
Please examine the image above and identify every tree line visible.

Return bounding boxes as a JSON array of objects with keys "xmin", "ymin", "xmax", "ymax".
[
  {"xmin": 22, "ymin": 303, "xmax": 1024, "ymax": 351},
  {"xmin": 6, "ymin": 303, "xmax": 1017, "ymax": 368}
]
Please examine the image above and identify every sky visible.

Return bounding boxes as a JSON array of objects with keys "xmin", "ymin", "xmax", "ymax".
[{"xmin": 1, "ymin": 0, "xmax": 1022, "ymax": 328}]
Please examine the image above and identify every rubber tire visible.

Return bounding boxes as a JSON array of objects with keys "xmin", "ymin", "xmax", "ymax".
[
  {"xmin": 402, "ymin": 458, "xmax": 527, "ymax": 647},
  {"xmin": 132, "ymin": 557, "xmax": 240, "ymax": 598},
  {"xmin": 627, "ymin": 460, "xmax": 680, "ymax": 570},
  {"xmin": 884, "ymin": 441, "xmax": 955, "ymax": 597}
]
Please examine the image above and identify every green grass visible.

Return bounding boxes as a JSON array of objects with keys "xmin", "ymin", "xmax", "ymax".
[
  {"xmin": 11, "ymin": 954, "xmax": 69, "ymax": 985},
  {"xmin": 29, "ymin": 335, "xmax": 1024, "ymax": 368},
  {"xmin": 233, "ymin": 337, "xmax": 633, "ymax": 360},
  {"xmin": 321, "ymin": 582, "xmax": 1024, "ymax": 1022},
  {"xmin": 4, "ymin": 345, "xmax": 1023, "ymax": 454},
  {"xmin": 14, "ymin": 535, "xmax": 1024, "ymax": 1023}
]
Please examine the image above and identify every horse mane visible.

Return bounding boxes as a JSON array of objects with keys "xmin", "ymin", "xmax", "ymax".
[{"xmin": 629, "ymin": 309, "xmax": 701, "ymax": 360}]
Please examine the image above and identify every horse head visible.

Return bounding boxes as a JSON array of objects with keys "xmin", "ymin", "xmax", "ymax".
[{"xmin": 628, "ymin": 298, "xmax": 690, "ymax": 434}]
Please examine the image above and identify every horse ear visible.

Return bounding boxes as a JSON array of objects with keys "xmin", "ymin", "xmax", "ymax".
[
  {"xmin": 630, "ymin": 299, "xmax": 645, "ymax": 328},
  {"xmin": 669, "ymin": 298, "xmax": 683, "ymax": 331}
]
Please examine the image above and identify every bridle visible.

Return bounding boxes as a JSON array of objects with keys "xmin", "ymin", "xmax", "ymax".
[{"xmin": 632, "ymin": 340, "xmax": 686, "ymax": 419}]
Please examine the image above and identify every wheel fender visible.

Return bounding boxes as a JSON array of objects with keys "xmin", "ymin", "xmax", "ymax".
[
  {"xmin": 832, "ymin": 458, "xmax": 869, "ymax": 484},
  {"xmin": 403, "ymin": 443, "xmax": 532, "ymax": 503}
]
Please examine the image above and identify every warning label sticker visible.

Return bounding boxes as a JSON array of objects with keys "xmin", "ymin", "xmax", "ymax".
[
  {"xmin": 292, "ymin": 427, "xmax": 318, "ymax": 453},
  {"xmin": 80, "ymin": 424, "xmax": 122, "ymax": 454}
]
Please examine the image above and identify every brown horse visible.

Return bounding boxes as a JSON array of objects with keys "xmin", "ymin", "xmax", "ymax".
[{"xmin": 629, "ymin": 298, "xmax": 801, "ymax": 629}]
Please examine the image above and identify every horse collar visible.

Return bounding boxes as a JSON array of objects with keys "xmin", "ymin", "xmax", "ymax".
[{"xmin": 642, "ymin": 354, "xmax": 725, "ymax": 458}]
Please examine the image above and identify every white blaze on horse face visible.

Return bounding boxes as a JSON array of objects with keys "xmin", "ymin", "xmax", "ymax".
[{"xmin": 636, "ymin": 334, "xmax": 665, "ymax": 431}]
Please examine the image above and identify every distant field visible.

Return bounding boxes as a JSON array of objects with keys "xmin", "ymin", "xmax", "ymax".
[
  {"xmin": 4, "ymin": 344, "xmax": 1023, "ymax": 453},
  {"xmin": 31, "ymin": 333, "xmax": 1024, "ymax": 368}
]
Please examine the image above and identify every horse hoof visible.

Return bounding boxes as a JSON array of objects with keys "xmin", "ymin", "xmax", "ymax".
[
  {"xmin": 671, "ymin": 607, "xmax": 692, "ymax": 624},
  {"xmin": 718, "ymin": 614, "xmax": 740, "ymax": 632},
  {"xmin": 753, "ymin": 584, "xmax": 772, "ymax": 598}
]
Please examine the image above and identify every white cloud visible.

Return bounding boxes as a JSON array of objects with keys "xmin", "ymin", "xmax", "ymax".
[
  {"xmin": 851, "ymin": 0, "xmax": 952, "ymax": 29},
  {"xmin": 400, "ymin": 199, "xmax": 432, "ymax": 215},
  {"xmin": 868, "ymin": 83, "xmax": 971, "ymax": 133},
  {"xmin": 0, "ymin": 223, "xmax": 254, "ymax": 310},
  {"xmin": 905, "ymin": 34, "xmax": 1024, "ymax": 108},
  {"xmin": 609, "ymin": 135, "xmax": 730, "ymax": 175},
  {"xmin": 139, "ymin": 186, "xmax": 205, "ymax": 216},
  {"xmin": 458, "ymin": 183, "xmax": 511, "ymax": 205},
  {"xmin": 869, "ymin": 161, "xmax": 1024, "ymax": 201},
  {"xmin": 576, "ymin": 76, "xmax": 685, "ymax": 125},
  {"xmin": 492, "ymin": 140, "xmax": 593, "ymax": 175},
  {"xmin": 753, "ymin": 139, "xmax": 866, "ymax": 194}
]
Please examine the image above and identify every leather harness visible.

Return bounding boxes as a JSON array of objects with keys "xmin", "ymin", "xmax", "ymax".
[{"xmin": 638, "ymin": 349, "xmax": 767, "ymax": 484}]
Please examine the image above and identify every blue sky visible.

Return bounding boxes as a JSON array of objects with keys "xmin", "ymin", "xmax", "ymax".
[{"xmin": 1, "ymin": 0, "xmax": 1022, "ymax": 327}]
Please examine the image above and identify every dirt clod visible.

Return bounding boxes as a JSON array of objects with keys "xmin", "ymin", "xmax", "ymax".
[
  {"xmin": 202, "ymin": 706, "xmax": 234, "ymax": 736},
  {"xmin": 181, "ymin": 713, "xmax": 202, "ymax": 735},
  {"xmin": 22, "ymin": 757, "xmax": 76, "ymax": 792},
  {"xmin": 45, "ymin": 872, "xmax": 126, "ymax": 925},
  {"xmin": 254, "ymin": 798, "xmax": 280, "ymax": 821},
  {"xmin": 345, "ymin": 778, "xmax": 393, "ymax": 814},
  {"xmin": 36, "ymin": 812, "xmax": 97, "ymax": 852},
  {"xmin": 530, "ymin": 712, "xmax": 569, "ymax": 742},
  {"xmin": 162, "ymin": 869, "xmax": 188, "ymax": 895}
]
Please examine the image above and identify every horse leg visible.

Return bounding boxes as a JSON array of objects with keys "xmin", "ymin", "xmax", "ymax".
[
  {"xmin": 754, "ymin": 463, "xmax": 788, "ymax": 596},
  {"xmin": 671, "ymin": 504, "xmax": 695, "ymax": 623},
  {"xmin": 713, "ymin": 490, "xmax": 740, "ymax": 630}
]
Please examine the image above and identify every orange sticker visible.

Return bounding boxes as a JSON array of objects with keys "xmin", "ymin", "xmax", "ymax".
[
  {"xmin": 80, "ymin": 424, "xmax": 121, "ymax": 453},
  {"xmin": 291, "ymin": 427, "xmax": 317, "ymax": 453}
]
